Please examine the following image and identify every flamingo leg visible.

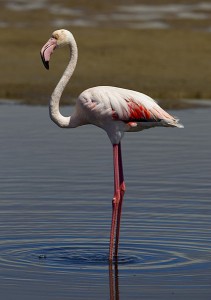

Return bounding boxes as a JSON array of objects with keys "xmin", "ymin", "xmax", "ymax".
[
  {"xmin": 109, "ymin": 143, "xmax": 125, "ymax": 261},
  {"xmin": 114, "ymin": 143, "xmax": 125, "ymax": 258},
  {"xmin": 109, "ymin": 144, "xmax": 120, "ymax": 261}
]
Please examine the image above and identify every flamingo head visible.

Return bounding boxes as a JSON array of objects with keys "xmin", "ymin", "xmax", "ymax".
[{"xmin": 40, "ymin": 29, "xmax": 72, "ymax": 70}]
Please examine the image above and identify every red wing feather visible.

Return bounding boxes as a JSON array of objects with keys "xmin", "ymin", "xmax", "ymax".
[
  {"xmin": 128, "ymin": 100, "xmax": 152, "ymax": 121},
  {"xmin": 112, "ymin": 98, "xmax": 158, "ymax": 122}
]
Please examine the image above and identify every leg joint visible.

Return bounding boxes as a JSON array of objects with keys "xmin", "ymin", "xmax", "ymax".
[{"xmin": 120, "ymin": 182, "xmax": 126, "ymax": 193}]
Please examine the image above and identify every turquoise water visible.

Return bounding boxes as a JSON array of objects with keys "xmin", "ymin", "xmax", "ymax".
[{"xmin": 0, "ymin": 103, "xmax": 211, "ymax": 299}]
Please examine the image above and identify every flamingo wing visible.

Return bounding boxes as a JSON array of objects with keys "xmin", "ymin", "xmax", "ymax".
[
  {"xmin": 79, "ymin": 86, "xmax": 183, "ymax": 128},
  {"xmin": 105, "ymin": 87, "xmax": 173, "ymax": 123}
]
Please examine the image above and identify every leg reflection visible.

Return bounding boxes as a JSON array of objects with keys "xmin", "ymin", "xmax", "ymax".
[{"xmin": 109, "ymin": 260, "xmax": 120, "ymax": 300}]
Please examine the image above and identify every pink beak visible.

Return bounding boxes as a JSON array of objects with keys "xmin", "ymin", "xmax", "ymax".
[{"xmin": 40, "ymin": 37, "xmax": 57, "ymax": 70}]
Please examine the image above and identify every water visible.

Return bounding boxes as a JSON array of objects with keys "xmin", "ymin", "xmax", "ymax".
[
  {"xmin": 0, "ymin": 103, "xmax": 211, "ymax": 299},
  {"xmin": 3, "ymin": 1, "xmax": 211, "ymax": 31}
]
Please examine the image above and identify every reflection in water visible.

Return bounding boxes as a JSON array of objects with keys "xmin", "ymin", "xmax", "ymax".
[{"xmin": 109, "ymin": 261, "xmax": 119, "ymax": 300}]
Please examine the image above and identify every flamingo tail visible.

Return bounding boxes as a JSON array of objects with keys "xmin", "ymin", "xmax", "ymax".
[{"xmin": 162, "ymin": 118, "xmax": 184, "ymax": 128}]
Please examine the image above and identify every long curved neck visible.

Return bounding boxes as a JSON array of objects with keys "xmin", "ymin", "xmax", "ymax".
[{"xmin": 49, "ymin": 37, "xmax": 78, "ymax": 128}]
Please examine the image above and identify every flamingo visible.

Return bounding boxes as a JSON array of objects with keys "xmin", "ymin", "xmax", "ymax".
[{"xmin": 40, "ymin": 29, "xmax": 183, "ymax": 261}]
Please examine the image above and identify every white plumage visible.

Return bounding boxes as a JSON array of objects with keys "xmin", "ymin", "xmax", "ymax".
[{"xmin": 76, "ymin": 85, "xmax": 183, "ymax": 143}]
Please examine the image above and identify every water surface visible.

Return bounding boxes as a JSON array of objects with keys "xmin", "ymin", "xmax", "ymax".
[{"xmin": 0, "ymin": 103, "xmax": 211, "ymax": 299}]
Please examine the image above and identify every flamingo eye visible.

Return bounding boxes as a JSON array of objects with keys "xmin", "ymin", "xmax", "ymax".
[{"xmin": 53, "ymin": 34, "xmax": 59, "ymax": 40}]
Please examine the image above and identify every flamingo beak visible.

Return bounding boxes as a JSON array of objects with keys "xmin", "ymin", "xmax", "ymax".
[{"xmin": 40, "ymin": 37, "xmax": 57, "ymax": 70}]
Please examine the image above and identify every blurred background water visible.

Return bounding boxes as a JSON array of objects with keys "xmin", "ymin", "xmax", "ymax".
[
  {"xmin": 2, "ymin": 0, "xmax": 211, "ymax": 30},
  {"xmin": 0, "ymin": 103, "xmax": 211, "ymax": 299}
]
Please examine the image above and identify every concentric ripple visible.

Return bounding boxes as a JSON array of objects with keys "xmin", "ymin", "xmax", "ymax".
[{"xmin": 0, "ymin": 237, "xmax": 208, "ymax": 279}]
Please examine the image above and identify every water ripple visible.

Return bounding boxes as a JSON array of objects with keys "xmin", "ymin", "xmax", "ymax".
[{"xmin": 0, "ymin": 237, "xmax": 208, "ymax": 279}]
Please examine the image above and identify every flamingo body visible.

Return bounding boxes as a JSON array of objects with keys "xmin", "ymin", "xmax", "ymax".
[
  {"xmin": 73, "ymin": 85, "xmax": 183, "ymax": 144},
  {"xmin": 40, "ymin": 29, "xmax": 183, "ymax": 261}
]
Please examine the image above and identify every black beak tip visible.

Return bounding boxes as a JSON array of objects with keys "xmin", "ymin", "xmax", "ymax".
[
  {"xmin": 44, "ymin": 61, "xmax": 49, "ymax": 70},
  {"xmin": 40, "ymin": 52, "xmax": 49, "ymax": 70}
]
